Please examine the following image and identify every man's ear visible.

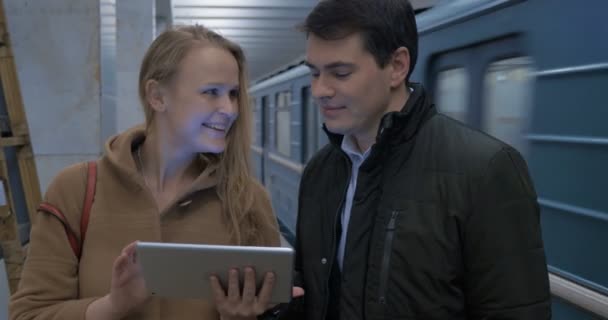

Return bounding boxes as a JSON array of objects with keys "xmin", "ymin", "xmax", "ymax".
[
  {"xmin": 389, "ymin": 47, "xmax": 410, "ymax": 88},
  {"xmin": 145, "ymin": 79, "xmax": 167, "ymax": 113}
]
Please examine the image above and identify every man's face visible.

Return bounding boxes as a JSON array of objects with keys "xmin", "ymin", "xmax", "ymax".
[{"xmin": 305, "ymin": 32, "xmax": 394, "ymax": 141}]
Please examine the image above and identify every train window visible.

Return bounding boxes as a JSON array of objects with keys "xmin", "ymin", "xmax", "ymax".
[
  {"xmin": 435, "ymin": 68, "xmax": 469, "ymax": 123},
  {"xmin": 482, "ymin": 57, "xmax": 534, "ymax": 154},
  {"xmin": 275, "ymin": 91, "xmax": 292, "ymax": 157},
  {"xmin": 302, "ymin": 86, "xmax": 317, "ymax": 162}
]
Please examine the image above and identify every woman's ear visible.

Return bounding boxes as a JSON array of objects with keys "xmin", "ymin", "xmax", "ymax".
[
  {"xmin": 145, "ymin": 79, "xmax": 167, "ymax": 113},
  {"xmin": 389, "ymin": 47, "xmax": 411, "ymax": 88}
]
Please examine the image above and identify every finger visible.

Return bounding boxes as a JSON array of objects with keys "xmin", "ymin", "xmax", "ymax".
[
  {"xmin": 209, "ymin": 275, "xmax": 227, "ymax": 304},
  {"xmin": 255, "ymin": 272, "xmax": 276, "ymax": 308},
  {"xmin": 122, "ymin": 257, "xmax": 142, "ymax": 280},
  {"xmin": 292, "ymin": 286, "xmax": 305, "ymax": 298},
  {"xmin": 227, "ymin": 268, "xmax": 240, "ymax": 302},
  {"xmin": 122, "ymin": 241, "xmax": 139, "ymax": 262},
  {"xmin": 122, "ymin": 241, "xmax": 138, "ymax": 255},
  {"xmin": 112, "ymin": 254, "xmax": 130, "ymax": 286},
  {"xmin": 241, "ymin": 267, "xmax": 256, "ymax": 305},
  {"xmin": 113, "ymin": 253, "xmax": 130, "ymax": 275}
]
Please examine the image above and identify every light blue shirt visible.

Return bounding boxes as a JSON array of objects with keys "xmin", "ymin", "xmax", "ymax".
[{"xmin": 337, "ymin": 136, "xmax": 372, "ymax": 270}]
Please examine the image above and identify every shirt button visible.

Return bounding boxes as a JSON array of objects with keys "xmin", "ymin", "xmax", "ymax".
[{"xmin": 321, "ymin": 258, "xmax": 327, "ymax": 264}]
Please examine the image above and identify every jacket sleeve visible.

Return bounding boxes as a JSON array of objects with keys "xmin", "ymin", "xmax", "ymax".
[
  {"xmin": 465, "ymin": 148, "xmax": 551, "ymax": 319},
  {"xmin": 9, "ymin": 164, "xmax": 100, "ymax": 320}
]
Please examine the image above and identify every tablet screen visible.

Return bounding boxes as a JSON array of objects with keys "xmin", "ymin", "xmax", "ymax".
[{"xmin": 136, "ymin": 241, "xmax": 294, "ymax": 304}]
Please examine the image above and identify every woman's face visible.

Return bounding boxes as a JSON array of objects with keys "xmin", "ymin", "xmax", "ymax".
[{"xmin": 159, "ymin": 46, "xmax": 240, "ymax": 154}]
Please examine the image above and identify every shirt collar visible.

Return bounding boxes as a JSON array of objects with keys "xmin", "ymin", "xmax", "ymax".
[{"xmin": 341, "ymin": 135, "xmax": 372, "ymax": 163}]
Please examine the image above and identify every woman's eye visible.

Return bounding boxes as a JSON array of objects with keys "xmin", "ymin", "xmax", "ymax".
[{"xmin": 203, "ymin": 88, "xmax": 220, "ymax": 96}]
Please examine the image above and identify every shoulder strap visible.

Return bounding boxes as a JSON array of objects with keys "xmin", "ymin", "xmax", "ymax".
[
  {"xmin": 79, "ymin": 161, "xmax": 97, "ymax": 257},
  {"xmin": 37, "ymin": 161, "xmax": 97, "ymax": 259},
  {"xmin": 38, "ymin": 202, "xmax": 80, "ymax": 258}
]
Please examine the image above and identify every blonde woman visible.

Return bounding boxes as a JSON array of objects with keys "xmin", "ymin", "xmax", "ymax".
[{"xmin": 10, "ymin": 25, "xmax": 290, "ymax": 320}]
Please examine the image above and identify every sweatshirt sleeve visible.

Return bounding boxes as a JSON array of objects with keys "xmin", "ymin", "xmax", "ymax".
[{"xmin": 9, "ymin": 163, "xmax": 101, "ymax": 320}]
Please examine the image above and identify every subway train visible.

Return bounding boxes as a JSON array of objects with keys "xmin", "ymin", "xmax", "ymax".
[{"xmin": 248, "ymin": 0, "xmax": 608, "ymax": 318}]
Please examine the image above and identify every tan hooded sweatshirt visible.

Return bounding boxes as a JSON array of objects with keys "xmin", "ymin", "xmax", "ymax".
[{"xmin": 9, "ymin": 125, "xmax": 280, "ymax": 320}]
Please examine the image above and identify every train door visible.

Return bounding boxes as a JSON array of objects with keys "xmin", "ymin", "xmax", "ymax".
[
  {"xmin": 430, "ymin": 37, "xmax": 532, "ymax": 156},
  {"xmin": 430, "ymin": 49, "xmax": 472, "ymax": 125}
]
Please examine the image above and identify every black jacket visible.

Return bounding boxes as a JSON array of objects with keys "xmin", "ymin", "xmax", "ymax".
[{"xmin": 283, "ymin": 84, "xmax": 551, "ymax": 320}]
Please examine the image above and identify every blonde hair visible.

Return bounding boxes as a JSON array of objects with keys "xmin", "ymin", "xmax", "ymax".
[{"xmin": 138, "ymin": 25, "xmax": 274, "ymax": 245}]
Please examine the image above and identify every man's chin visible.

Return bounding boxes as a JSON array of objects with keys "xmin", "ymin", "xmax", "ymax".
[{"xmin": 324, "ymin": 124, "xmax": 350, "ymax": 136}]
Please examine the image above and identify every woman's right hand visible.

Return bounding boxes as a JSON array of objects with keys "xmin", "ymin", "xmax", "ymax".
[
  {"xmin": 108, "ymin": 241, "xmax": 150, "ymax": 317},
  {"xmin": 86, "ymin": 241, "xmax": 150, "ymax": 320}
]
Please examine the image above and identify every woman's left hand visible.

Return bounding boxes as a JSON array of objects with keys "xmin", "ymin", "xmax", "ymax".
[{"xmin": 210, "ymin": 267, "xmax": 275, "ymax": 320}]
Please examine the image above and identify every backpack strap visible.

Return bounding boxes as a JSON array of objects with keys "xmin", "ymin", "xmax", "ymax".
[{"xmin": 38, "ymin": 161, "xmax": 97, "ymax": 259}]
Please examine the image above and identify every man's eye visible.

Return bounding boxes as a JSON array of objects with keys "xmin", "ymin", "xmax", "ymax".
[{"xmin": 335, "ymin": 72, "xmax": 351, "ymax": 78}]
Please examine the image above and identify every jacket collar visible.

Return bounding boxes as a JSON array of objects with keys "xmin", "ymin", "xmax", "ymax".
[{"xmin": 325, "ymin": 83, "xmax": 437, "ymax": 149}]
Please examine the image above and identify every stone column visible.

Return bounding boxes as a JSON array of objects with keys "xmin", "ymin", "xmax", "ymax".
[{"xmin": 115, "ymin": 0, "xmax": 155, "ymax": 133}]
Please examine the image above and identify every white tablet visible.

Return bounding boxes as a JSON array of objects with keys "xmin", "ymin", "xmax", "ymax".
[{"xmin": 135, "ymin": 241, "xmax": 294, "ymax": 304}]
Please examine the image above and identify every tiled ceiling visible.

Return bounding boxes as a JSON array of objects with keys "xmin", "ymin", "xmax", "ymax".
[{"xmin": 172, "ymin": 0, "xmax": 439, "ymax": 81}]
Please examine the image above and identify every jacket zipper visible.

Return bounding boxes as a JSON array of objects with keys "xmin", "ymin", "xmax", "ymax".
[
  {"xmin": 378, "ymin": 210, "xmax": 399, "ymax": 305},
  {"xmin": 321, "ymin": 161, "xmax": 351, "ymax": 320}
]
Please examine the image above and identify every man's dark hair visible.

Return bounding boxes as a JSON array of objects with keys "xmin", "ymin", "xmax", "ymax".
[{"xmin": 300, "ymin": 0, "xmax": 418, "ymax": 83}]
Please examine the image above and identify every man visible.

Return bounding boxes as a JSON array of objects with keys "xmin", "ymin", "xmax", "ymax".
[{"xmin": 283, "ymin": 0, "xmax": 551, "ymax": 319}]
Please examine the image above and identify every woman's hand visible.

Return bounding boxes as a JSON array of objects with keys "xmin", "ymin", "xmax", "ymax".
[
  {"xmin": 108, "ymin": 241, "xmax": 150, "ymax": 317},
  {"xmin": 86, "ymin": 241, "xmax": 149, "ymax": 320},
  {"xmin": 211, "ymin": 267, "xmax": 275, "ymax": 320}
]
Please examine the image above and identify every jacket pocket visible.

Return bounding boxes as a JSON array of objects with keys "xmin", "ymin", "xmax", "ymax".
[
  {"xmin": 378, "ymin": 210, "xmax": 400, "ymax": 305},
  {"xmin": 379, "ymin": 200, "xmax": 464, "ymax": 317}
]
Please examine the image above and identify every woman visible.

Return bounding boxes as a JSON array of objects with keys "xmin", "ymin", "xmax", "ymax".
[{"xmin": 10, "ymin": 25, "xmax": 283, "ymax": 320}]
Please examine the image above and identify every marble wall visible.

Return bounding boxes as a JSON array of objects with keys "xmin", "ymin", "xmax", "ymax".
[
  {"xmin": 3, "ymin": 0, "xmax": 168, "ymax": 193},
  {"xmin": 4, "ymin": 0, "xmax": 104, "ymax": 192},
  {"xmin": 115, "ymin": 0, "xmax": 154, "ymax": 133}
]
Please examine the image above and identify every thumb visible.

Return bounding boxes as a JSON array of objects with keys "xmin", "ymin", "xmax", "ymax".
[{"xmin": 292, "ymin": 286, "xmax": 305, "ymax": 298}]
